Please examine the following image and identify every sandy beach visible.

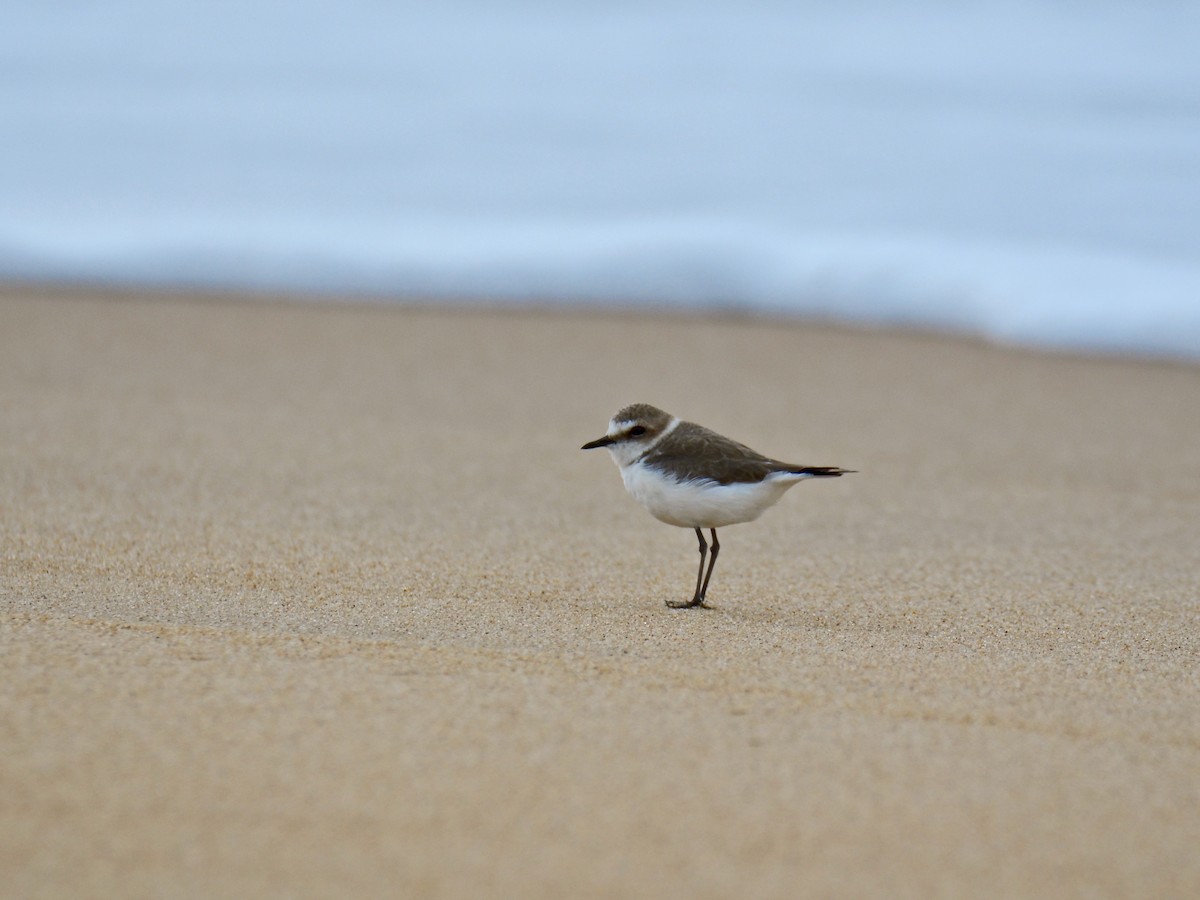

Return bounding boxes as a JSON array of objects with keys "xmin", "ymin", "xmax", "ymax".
[{"xmin": 2, "ymin": 286, "xmax": 1198, "ymax": 898}]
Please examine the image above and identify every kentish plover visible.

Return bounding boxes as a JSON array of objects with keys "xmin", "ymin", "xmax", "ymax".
[{"xmin": 582, "ymin": 403, "xmax": 853, "ymax": 608}]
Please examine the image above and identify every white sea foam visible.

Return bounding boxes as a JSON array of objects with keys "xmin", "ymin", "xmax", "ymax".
[{"xmin": 2, "ymin": 2, "xmax": 1198, "ymax": 358}]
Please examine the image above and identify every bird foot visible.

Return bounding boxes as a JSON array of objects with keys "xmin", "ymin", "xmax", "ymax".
[{"xmin": 666, "ymin": 597, "xmax": 709, "ymax": 610}]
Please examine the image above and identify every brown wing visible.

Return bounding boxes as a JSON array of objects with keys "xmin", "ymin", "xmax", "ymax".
[{"xmin": 640, "ymin": 421, "xmax": 798, "ymax": 485}]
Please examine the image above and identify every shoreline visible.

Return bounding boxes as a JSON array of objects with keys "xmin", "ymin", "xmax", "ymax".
[{"xmin": 3, "ymin": 279, "xmax": 1196, "ymax": 371}]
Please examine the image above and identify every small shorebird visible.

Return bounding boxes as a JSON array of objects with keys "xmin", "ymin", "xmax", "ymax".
[{"xmin": 582, "ymin": 403, "xmax": 853, "ymax": 608}]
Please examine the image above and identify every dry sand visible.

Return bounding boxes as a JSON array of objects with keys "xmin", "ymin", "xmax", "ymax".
[{"xmin": 2, "ymin": 287, "xmax": 1198, "ymax": 898}]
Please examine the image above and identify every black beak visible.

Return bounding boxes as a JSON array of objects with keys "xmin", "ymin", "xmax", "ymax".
[{"xmin": 581, "ymin": 436, "xmax": 614, "ymax": 450}]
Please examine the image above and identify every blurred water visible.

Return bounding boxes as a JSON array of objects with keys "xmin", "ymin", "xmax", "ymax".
[{"xmin": 2, "ymin": 1, "xmax": 1198, "ymax": 358}]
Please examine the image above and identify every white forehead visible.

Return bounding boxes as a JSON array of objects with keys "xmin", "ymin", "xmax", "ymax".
[{"xmin": 606, "ymin": 414, "xmax": 680, "ymax": 438}]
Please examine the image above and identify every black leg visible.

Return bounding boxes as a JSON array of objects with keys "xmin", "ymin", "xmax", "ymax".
[
  {"xmin": 667, "ymin": 528, "xmax": 707, "ymax": 608},
  {"xmin": 698, "ymin": 529, "xmax": 720, "ymax": 603}
]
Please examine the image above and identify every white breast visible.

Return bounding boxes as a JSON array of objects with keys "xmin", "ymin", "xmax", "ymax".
[{"xmin": 619, "ymin": 459, "xmax": 808, "ymax": 529}]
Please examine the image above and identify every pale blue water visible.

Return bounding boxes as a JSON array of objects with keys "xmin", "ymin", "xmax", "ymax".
[{"xmin": 3, "ymin": 2, "xmax": 1199, "ymax": 358}]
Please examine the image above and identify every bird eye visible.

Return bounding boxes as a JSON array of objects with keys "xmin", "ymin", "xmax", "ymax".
[{"xmin": 629, "ymin": 426, "xmax": 647, "ymax": 436}]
